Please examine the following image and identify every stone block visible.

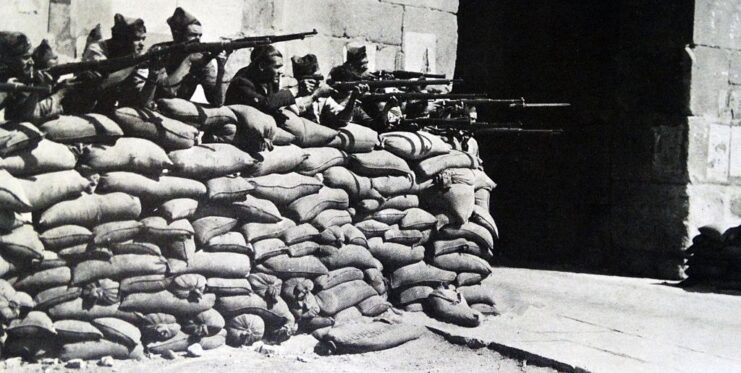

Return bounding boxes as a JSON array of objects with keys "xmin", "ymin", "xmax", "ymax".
[
  {"xmin": 0, "ymin": 0, "xmax": 51, "ymax": 45},
  {"xmin": 688, "ymin": 45, "xmax": 731, "ymax": 117},
  {"xmin": 687, "ymin": 116, "xmax": 711, "ymax": 183},
  {"xmin": 686, "ymin": 183, "xmax": 738, "ymax": 238},
  {"xmin": 176, "ymin": 0, "xmax": 245, "ymax": 40},
  {"xmin": 280, "ymin": 0, "xmax": 404, "ymax": 45},
  {"xmin": 376, "ymin": 45, "xmax": 402, "ymax": 71},
  {"xmin": 240, "ymin": 0, "xmax": 280, "ymax": 34},
  {"xmin": 402, "ymin": 7, "xmax": 458, "ymax": 78},
  {"xmin": 381, "ymin": 0, "xmax": 458, "ymax": 14},
  {"xmin": 694, "ymin": 0, "xmax": 741, "ymax": 50},
  {"xmin": 49, "ymin": 0, "xmax": 76, "ymax": 58}
]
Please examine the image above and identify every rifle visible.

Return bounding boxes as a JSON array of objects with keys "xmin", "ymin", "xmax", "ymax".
[
  {"xmin": 454, "ymin": 97, "xmax": 571, "ymax": 108},
  {"xmin": 400, "ymin": 117, "xmax": 563, "ymax": 135},
  {"xmin": 374, "ymin": 70, "xmax": 446, "ymax": 79},
  {"xmin": 361, "ymin": 92, "xmax": 485, "ymax": 101},
  {"xmin": 0, "ymin": 82, "xmax": 53, "ymax": 94},
  {"xmin": 328, "ymin": 78, "xmax": 461, "ymax": 91},
  {"xmin": 44, "ymin": 29, "xmax": 318, "ymax": 77}
]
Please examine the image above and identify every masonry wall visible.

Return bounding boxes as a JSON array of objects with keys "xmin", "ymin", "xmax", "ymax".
[{"xmin": 3, "ymin": 0, "xmax": 458, "ymax": 88}]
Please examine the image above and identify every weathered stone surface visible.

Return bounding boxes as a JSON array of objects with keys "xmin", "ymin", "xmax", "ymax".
[
  {"xmin": 49, "ymin": 1, "xmax": 76, "ymax": 58},
  {"xmin": 689, "ymin": 45, "xmax": 731, "ymax": 118},
  {"xmin": 177, "ymin": 0, "xmax": 245, "ymax": 40},
  {"xmin": 381, "ymin": 0, "xmax": 458, "ymax": 14},
  {"xmin": 686, "ymin": 183, "xmax": 741, "ymax": 237},
  {"xmin": 281, "ymin": 0, "xmax": 404, "ymax": 45},
  {"xmin": 240, "ymin": 0, "xmax": 280, "ymax": 34},
  {"xmin": 376, "ymin": 45, "xmax": 402, "ymax": 71},
  {"xmin": 0, "ymin": 0, "xmax": 50, "ymax": 45},
  {"xmin": 694, "ymin": 0, "xmax": 741, "ymax": 50},
  {"xmin": 402, "ymin": 7, "xmax": 458, "ymax": 78}
]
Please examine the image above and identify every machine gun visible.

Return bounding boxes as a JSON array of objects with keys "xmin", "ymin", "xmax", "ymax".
[
  {"xmin": 0, "ymin": 82, "xmax": 53, "ymax": 94},
  {"xmin": 328, "ymin": 78, "xmax": 461, "ymax": 91},
  {"xmin": 43, "ymin": 29, "xmax": 318, "ymax": 78},
  {"xmin": 399, "ymin": 117, "xmax": 563, "ymax": 135},
  {"xmin": 372, "ymin": 70, "xmax": 446, "ymax": 79}
]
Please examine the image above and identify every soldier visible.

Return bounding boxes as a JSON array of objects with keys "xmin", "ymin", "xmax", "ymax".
[
  {"xmin": 328, "ymin": 42, "xmax": 371, "ymax": 82},
  {"xmin": 156, "ymin": 7, "xmax": 228, "ymax": 106},
  {"xmin": 0, "ymin": 32, "xmax": 74, "ymax": 122},
  {"xmin": 224, "ymin": 45, "xmax": 334, "ymax": 113},
  {"xmin": 32, "ymin": 39, "xmax": 58, "ymax": 70},
  {"xmin": 291, "ymin": 53, "xmax": 358, "ymax": 128},
  {"xmin": 72, "ymin": 13, "xmax": 163, "ymax": 113}
]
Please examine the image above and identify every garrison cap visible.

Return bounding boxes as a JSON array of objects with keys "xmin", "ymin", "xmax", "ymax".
[
  {"xmin": 111, "ymin": 13, "xmax": 147, "ymax": 40},
  {"xmin": 291, "ymin": 54, "xmax": 320, "ymax": 79},
  {"xmin": 32, "ymin": 39, "xmax": 57, "ymax": 68},
  {"xmin": 345, "ymin": 42, "xmax": 367, "ymax": 63},
  {"xmin": 167, "ymin": 7, "xmax": 202, "ymax": 37},
  {"xmin": 0, "ymin": 32, "xmax": 32, "ymax": 58}
]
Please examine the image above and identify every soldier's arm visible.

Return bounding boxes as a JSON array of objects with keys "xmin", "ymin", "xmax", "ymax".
[
  {"xmin": 198, "ymin": 58, "xmax": 226, "ymax": 107},
  {"xmin": 225, "ymin": 76, "xmax": 295, "ymax": 112}
]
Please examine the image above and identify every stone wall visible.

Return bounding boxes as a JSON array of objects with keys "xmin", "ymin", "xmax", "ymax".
[{"xmin": 5, "ymin": 0, "xmax": 458, "ymax": 86}]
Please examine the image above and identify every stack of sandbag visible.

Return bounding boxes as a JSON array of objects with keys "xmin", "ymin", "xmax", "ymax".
[
  {"xmin": 683, "ymin": 224, "xmax": 741, "ymax": 290},
  {"xmin": 0, "ymin": 97, "xmax": 502, "ymax": 360}
]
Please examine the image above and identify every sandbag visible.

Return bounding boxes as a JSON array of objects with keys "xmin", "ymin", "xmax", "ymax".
[
  {"xmin": 0, "ymin": 139, "xmax": 77, "ymax": 176},
  {"xmin": 169, "ymin": 252, "xmax": 251, "ymax": 278},
  {"xmin": 193, "ymin": 216, "xmax": 239, "ymax": 246},
  {"xmin": 0, "ymin": 209, "xmax": 29, "ymax": 232},
  {"xmin": 120, "ymin": 275, "xmax": 171, "ymax": 295},
  {"xmin": 247, "ymin": 273, "xmax": 282, "ymax": 302},
  {"xmin": 228, "ymin": 104, "xmax": 277, "ymax": 151},
  {"xmin": 147, "ymin": 329, "xmax": 225, "ymax": 353},
  {"xmin": 432, "ymin": 239, "xmax": 485, "ymax": 257},
  {"xmin": 397, "ymin": 285, "xmax": 434, "ymax": 305},
  {"xmin": 39, "ymin": 225, "xmax": 92, "ymax": 250},
  {"xmin": 48, "ymin": 299, "xmax": 138, "ymax": 323},
  {"xmin": 379, "ymin": 195, "xmax": 419, "ymax": 210},
  {"xmin": 350, "ymin": 150, "xmax": 412, "ymax": 177},
  {"xmin": 342, "ymin": 224, "xmax": 368, "ymax": 247},
  {"xmin": 34, "ymin": 250, "xmax": 66, "ymax": 270},
  {"xmin": 379, "ymin": 130, "xmax": 451, "ymax": 160},
  {"xmin": 355, "ymin": 219, "xmax": 390, "ymax": 238},
  {"xmin": 399, "ymin": 208, "xmax": 437, "ymax": 230},
  {"xmin": 157, "ymin": 98, "xmax": 238, "ymax": 129},
  {"xmin": 203, "ymin": 232, "xmax": 251, "ymax": 254},
  {"xmin": 426, "ymin": 286, "xmax": 480, "ymax": 327},
  {"xmin": 250, "ymin": 144, "xmax": 308, "ymax": 176},
  {"xmin": 474, "ymin": 188, "xmax": 491, "ymax": 211},
  {"xmin": 206, "ymin": 278, "xmax": 253, "ymax": 296},
  {"xmin": 252, "ymin": 238, "xmax": 289, "ymax": 261},
  {"xmin": 311, "ymin": 209, "xmax": 353, "ymax": 230},
  {"xmin": 206, "ymin": 176, "xmax": 254, "ymax": 202},
  {"xmin": 357, "ymin": 295, "xmax": 390, "ymax": 316},
  {"xmin": 92, "ymin": 317, "xmax": 141, "ymax": 348},
  {"xmin": 365, "ymin": 268, "xmax": 386, "ymax": 295},
  {"xmin": 368, "ymin": 237, "xmax": 424, "ymax": 269},
  {"xmin": 120, "ymin": 291, "xmax": 215, "ymax": 317},
  {"xmin": 383, "ymin": 225, "xmax": 424, "ymax": 246},
  {"xmin": 82, "ymin": 137, "xmax": 173, "ymax": 174},
  {"xmin": 370, "ymin": 175, "xmax": 417, "ymax": 196},
  {"xmin": 314, "ymin": 267, "xmax": 365, "ymax": 291},
  {"xmin": 321, "ymin": 320, "xmax": 424, "ymax": 354},
  {"xmin": 14, "ymin": 266, "xmax": 71, "ymax": 293},
  {"xmin": 164, "ymin": 237, "xmax": 196, "ymax": 261},
  {"xmin": 7, "ymin": 311, "xmax": 56, "ymax": 338},
  {"xmin": 215, "ymin": 293, "xmax": 294, "ymax": 326},
  {"xmin": 433, "ymin": 253, "xmax": 492, "ymax": 275},
  {"xmin": 281, "ymin": 223, "xmax": 320, "ymax": 245},
  {"xmin": 273, "ymin": 127, "xmax": 296, "ymax": 145},
  {"xmin": 226, "ymin": 314, "xmax": 265, "ymax": 346},
  {"xmin": 72, "ymin": 254, "xmax": 168, "ymax": 284},
  {"xmin": 0, "ymin": 224, "xmax": 45, "ymax": 260},
  {"xmin": 258, "ymin": 254, "xmax": 328, "ymax": 278},
  {"xmin": 327, "ymin": 123, "xmax": 379, "ymax": 153},
  {"xmin": 371, "ymin": 209, "xmax": 406, "ymax": 225},
  {"xmin": 323, "ymin": 167, "xmax": 384, "ymax": 201},
  {"xmin": 456, "ymin": 272, "xmax": 485, "ymax": 287},
  {"xmin": 240, "ymin": 218, "xmax": 296, "ymax": 243},
  {"xmin": 112, "ymin": 107, "xmax": 198, "ymax": 150},
  {"xmin": 156, "ymin": 198, "xmax": 199, "ymax": 221},
  {"xmin": 0, "ymin": 169, "xmax": 32, "ymax": 211},
  {"xmin": 39, "ymin": 192, "xmax": 142, "ymax": 229},
  {"xmin": 56, "ymin": 243, "xmax": 109, "ymax": 262},
  {"xmin": 287, "ymin": 241, "xmax": 321, "ymax": 257},
  {"xmin": 19, "ymin": 170, "xmax": 91, "ymax": 211},
  {"xmin": 280, "ymin": 109, "xmax": 339, "ymax": 147},
  {"xmin": 92, "ymin": 220, "xmax": 142, "ymax": 245},
  {"xmin": 471, "ymin": 205, "xmax": 499, "ymax": 240},
  {"xmin": 433, "ymin": 184, "xmax": 475, "ymax": 225},
  {"xmin": 390, "ymin": 262, "xmax": 456, "ymax": 289},
  {"xmin": 139, "ymin": 313, "xmax": 180, "ymax": 342},
  {"xmin": 40, "ymin": 114, "xmax": 123, "ymax": 143},
  {"xmin": 203, "ymin": 196, "xmax": 282, "ymax": 223},
  {"xmin": 0, "ymin": 121, "xmax": 43, "ymax": 156},
  {"xmin": 168, "ymin": 143, "xmax": 258, "ymax": 179},
  {"xmin": 415, "ymin": 150, "xmax": 479, "ymax": 179},
  {"xmin": 315, "ymin": 280, "xmax": 376, "ymax": 315},
  {"xmin": 54, "ymin": 320, "xmax": 103, "ymax": 342},
  {"xmin": 286, "ymin": 187, "xmax": 349, "ymax": 222},
  {"xmin": 319, "ymin": 244, "xmax": 380, "ymax": 270},
  {"xmin": 140, "ymin": 217, "xmax": 193, "ymax": 242},
  {"xmin": 169, "ymin": 274, "xmax": 206, "ymax": 300},
  {"xmin": 333, "ymin": 306, "xmax": 363, "ymax": 324},
  {"xmin": 439, "ymin": 222, "xmax": 494, "ymax": 251},
  {"xmin": 58, "ymin": 340, "xmax": 143, "ymax": 361},
  {"xmin": 247, "ymin": 173, "xmax": 323, "ymax": 206},
  {"xmin": 98, "ymin": 172, "xmax": 206, "ymax": 202},
  {"xmin": 473, "ymin": 169, "xmax": 497, "ymax": 191},
  {"xmin": 319, "ymin": 226, "xmax": 345, "ymax": 247},
  {"xmin": 297, "ymin": 147, "xmax": 348, "ymax": 176},
  {"xmin": 34, "ymin": 286, "xmax": 82, "ymax": 311},
  {"xmin": 182, "ymin": 309, "xmax": 225, "ymax": 337},
  {"xmin": 459, "ymin": 285, "xmax": 496, "ymax": 306}
]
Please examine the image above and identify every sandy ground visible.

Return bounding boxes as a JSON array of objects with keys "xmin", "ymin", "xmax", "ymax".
[{"xmin": 2, "ymin": 330, "xmax": 557, "ymax": 373}]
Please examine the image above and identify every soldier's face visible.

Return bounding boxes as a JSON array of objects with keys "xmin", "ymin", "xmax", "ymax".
[
  {"xmin": 299, "ymin": 78, "xmax": 318, "ymax": 96},
  {"xmin": 130, "ymin": 32, "xmax": 147, "ymax": 55},
  {"xmin": 352, "ymin": 56, "xmax": 369, "ymax": 75},
  {"xmin": 264, "ymin": 56, "xmax": 283, "ymax": 85},
  {"xmin": 4, "ymin": 52, "xmax": 34, "ymax": 80}
]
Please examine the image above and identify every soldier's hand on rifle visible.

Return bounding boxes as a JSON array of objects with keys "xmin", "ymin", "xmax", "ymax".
[
  {"xmin": 34, "ymin": 70, "xmax": 56, "ymax": 86},
  {"xmin": 215, "ymin": 50, "xmax": 230, "ymax": 65},
  {"xmin": 311, "ymin": 82, "xmax": 336, "ymax": 100},
  {"xmin": 75, "ymin": 70, "xmax": 104, "ymax": 82}
]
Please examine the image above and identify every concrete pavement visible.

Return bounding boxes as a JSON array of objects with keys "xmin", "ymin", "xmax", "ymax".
[{"xmin": 402, "ymin": 267, "xmax": 741, "ymax": 373}]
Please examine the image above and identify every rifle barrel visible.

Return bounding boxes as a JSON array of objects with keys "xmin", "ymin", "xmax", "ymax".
[
  {"xmin": 0, "ymin": 82, "xmax": 53, "ymax": 94},
  {"xmin": 329, "ymin": 78, "xmax": 461, "ymax": 89},
  {"xmin": 363, "ymin": 92, "xmax": 487, "ymax": 101}
]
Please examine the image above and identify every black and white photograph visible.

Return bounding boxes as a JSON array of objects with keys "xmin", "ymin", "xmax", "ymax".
[{"xmin": 0, "ymin": 0, "xmax": 739, "ymax": 372}]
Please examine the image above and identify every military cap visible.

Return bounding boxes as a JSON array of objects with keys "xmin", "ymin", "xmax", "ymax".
[
  {"xmin": 0, "ymin": 32, "xmax": 32, "ymax": 58},
  {"xmin": 167, "ymin": 7, "xmax": 202, "ymax": 37},
  {"xmin": 345, "ymin": 42, "xmax": 367, "ymax": 63},
  {"xmin": 291, "ymin": 54, "xmax": 319, "ymax": 79},
  {"xmin": 32, "ymin": 39, "xmax": 57, "ymax": 69},
  {"xmin": 111, "ymin": 13, "xmax": 147, "ymax": 40}
]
